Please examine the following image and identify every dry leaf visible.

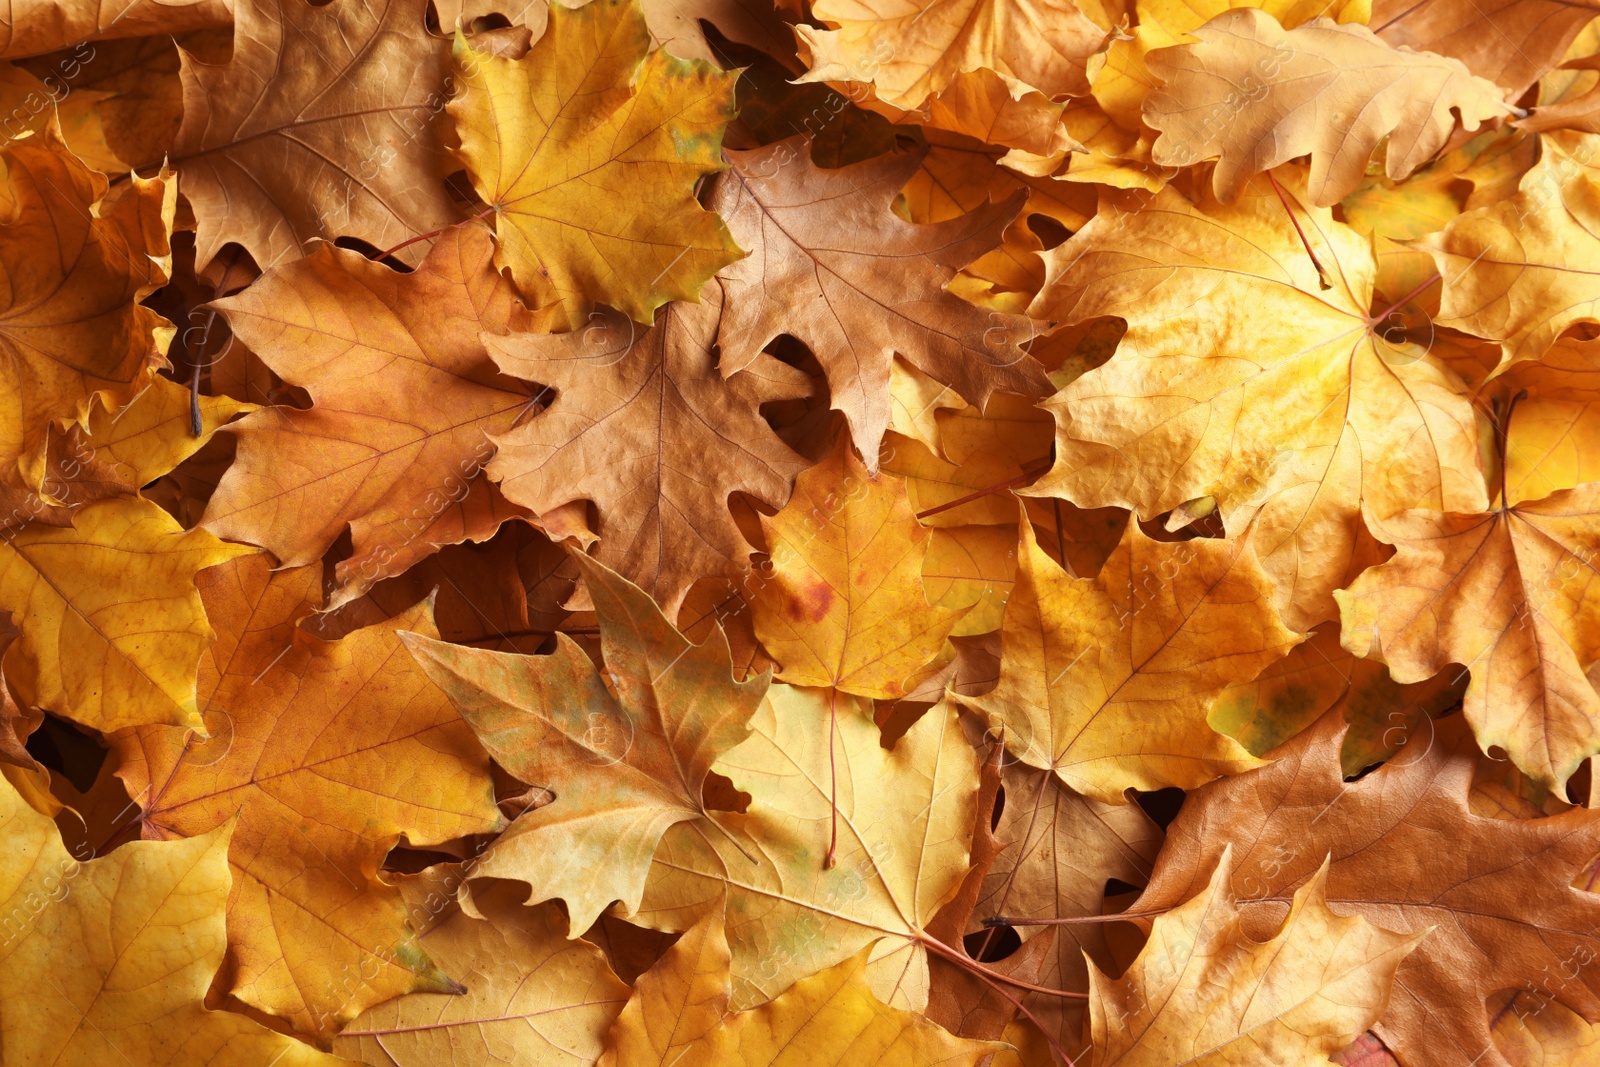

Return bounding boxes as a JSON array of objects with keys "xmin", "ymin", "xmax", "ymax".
[
  {"xmin": 449, "ymin": 0, "xmax": 742, "ymax": 322},
  {"xmin": 112, "ymin": 553, "xmax": 503, "ymax": 1037},
  {"xmin": 751, "ymin": 437, "xmax": 967, "ymax": 698},
  {"xmin": 1133, "ymin": 710, "xmax": 1600, "ymax": 1067},
  {"xmin": 1144, "ymin": 9, "xmax": 1508, "ymax": 206},
  {"xmin": 712, "ymin": 137, "xmax": 1051, "ymax": 466}
]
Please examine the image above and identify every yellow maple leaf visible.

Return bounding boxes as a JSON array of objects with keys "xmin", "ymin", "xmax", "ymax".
[
  {"xmin": 0, "ymin": 777, "xmax": 349, "ymax": 1065},
  {"xmin": 1088, "ymin": 848, "xmax": 1424, "ymax": 1065},
  {"xmin": 448, "ymin": 0, "xmax": 743, "ymax": 324},
  {"xmin": 751, "ymin": 439, "xmax": 968, "ymax": 698},
  {"xmin": 112, "ymin": 553, "xmax": 503, "ymax": 1037},
  {"xmin": 953, "ymin": 513, "xmax": 1295, "ymax": 802},
  {"xmin": 601, "ymin": 903, "xmax": 1002, "ymax": 1066}
]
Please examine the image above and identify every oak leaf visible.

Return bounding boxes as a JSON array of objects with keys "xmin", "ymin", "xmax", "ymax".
[
  {"xmin": 171, "ymin": 0, "xmax": 458, "ymax": 271},
  {"xmin": 751, "ymin": 438, "xmax": 967, "ymax": 699},
  {"xmin": 793, "ymin": 0, "xmax": 1106, "ymax": 117},
  {"xmin": 334, "ymin": 883, "xmax": 630, "ymax": 1065},
  {"xmin": 204, "ymin": 223, "xmax": 538, "ymax": 608},
  {"xmin": 1144, "ymin": 9, "xmax": 1508, "ymax": 206},
  {"xmin": 711, "ymin": 137, "xmax": 1051, "ymax": 465},
  {"xmin": 1028, "ymin": 177, "xmax": 1488, "ymax": 630},
  {"xmin": 484, "ymin": 290, "xmax": 810, "ymax": 617},
  {"xmin": 111, "ymin": 553, "xmax": 504, "ymax": 1037},
  {"xmin": 1132, "ymin": 710, "xmax": 1600, "ymax": 1067},
  {"xmin": 1089, "ymin": 847, "xmax": 1424, "ymax": 1066},
  {"xmin": 402, "ymin": 550, "xmax": 768, "ymax": 934},
  {"xmin": 953, "ymin": 514, "xmax": 1295, "ymax": 803},
  {"xmin": 632, "ymin": 684, "xmax": 980, "ymax": 1012},
  {"xmin": 0, "ymin": 778, "xmax": 349, "ymax": 1065},
  {"xmin": 449, "ymin": 0, "xmax": 742, "ymax": 323}
]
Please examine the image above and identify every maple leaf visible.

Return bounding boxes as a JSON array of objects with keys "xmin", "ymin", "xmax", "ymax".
[
  {"xmin": 402, "ymin": 550, "xmax": 768, "ymax": 934},
  {"xmin": 953, "ymin": 513, "xmax": 1295, "ymax": 802},
  {"xmin": 1420, "ymin": 133, "xmax": 1600, "ymax": 371},
  {"xmin": 203, "ymin": 222, "xmax": 538, "ymax": 608},
  {"xmin": 1028, "ymin": 175, "xmax": 1488, "ymax": 630},
  {"xmin": 0, "ymin": 778, "xmax": 350, "ymax": 1065},
  {"xmin": 111, "ymin": 553, "xmax": 504, "ymax": 1037},
  {"xmin": 1132, "ymin": 710, "xmax": 1600, "ymax": 1067},
  {"xmin": 1090, "ymin": 847, "xmax": 1424, "ymax": 1066},
  {"xmin": 973, "ymin": 757, "xmax": 1163, "ymax": 1050},
  {"xmin": 751, "ymin": 438, "xmax": 967, "ymax": 699},
  {"xmin": 0, "ymin": 125, "xmax": 175, "ymax": 487},
  {"xmin": 1337, "ymin": 482, "xmax": 1600, "ymax": 793},
  {"xmin": 171, "ymin": 0, "xmax": 459, "ymax": 271},
  {"xmin": 483, "ymin": 289, "xmax": 810, "ymax": 617},
  {"xmin": 448, "ymin": 0, "xmax": 742, "ymax": 323},
  {"xmin": 334, "ymin": 882, "xmax": 630, "ymax": 1065},
  {"xmin": 0, "ymin": 497, "xmax": 252, "ymax": 733},
  {"xmin": 1144, "ymin": 9, "xmax": 1509, "ymax": 206},
  {"xmin": 632, "ymin": 684, "xmax": 980, "ymax": 1012},
  {"xmin": 1371, "ymin": 0, "xmax": 1600, "ymax": 94},
  {"xmin": 601, "ymin": 903, "xmax": 1003, "ymax": 1066},
  {"xmin": 710, "ymin": 137, "xmax": 1052, "ymax": 467}
]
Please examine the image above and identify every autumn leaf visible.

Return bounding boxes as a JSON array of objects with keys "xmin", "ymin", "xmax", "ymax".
[
  {"xmin": 633, "ymin": 683, "xmax": 980, "ymax": 1012},
  {"xmin": 1144, "ymin": 9, "xmax": 1509, "ymax": 206},
  {"xmin": 203, "ymin": 222, "xmax": 538, "ymax": 608},
  {"xmin": 448, "ymin": 0, "xmax": 742, "ymax": 323},
  {"xmin": 1132, "ymin": 710, "xmax": 1600, "ymax": 1067},
  {"xmin": 1089, "ymin": 847, "xmax": 1424, "ymax": 1066},
  {"xmin": 1337, "ymin": 481, "xmax": 1600, "ymax": 793},
  {"xmin": 334, "ymin": 882, "xmax": 630, "ymax": 1065},
  {"xmin": 171, "ymin": 0, "xmax": 458, "ymax": 271},
  {"xmin": 794, "ymin": 0, "xmax": 1106, "ymax": 149},
  {"xmin": 0, "ymin": 125, "xmax": 175, "ymax": 488},
  {"xmin": 0, "ymin": 776, "xmax": 349, "ymax": 1065},
  {"xmin": 751, "ymin": 437, "xmax": 967, "ymax": 699},
  {"xmin": 402, "ymin": 550, "xmax": 768, "ymax": 933},
  {"xmin": 1029, "ymin": 174, "xmax": 1487, "ymax": 630},
  {"xmin": 969, "ymin": 755, "xmax": 1162, "ymax": 1051},
  {"xmin": 1420, "ymin": 132, "xmax": 1600, "ymax": 371},
  {"xmin": 602, "ymin": 903, "xmax": 1002, "ymax": 1065},
  {"xmin": 711, "ymin": 137, "xmax": 1051, "ymax": 466},
  {"xmin": 1370, "ymin": 0, "xmax": 1600, "ymax": 94},
  {"xmin": 0, "ymin": 0, "xmax": 229, "ymax": 58},
  {"xmin": 483, "ymin": 289, "xmax": 809, "ymax": 617},
  {"xmin": 111, "ymin": 552, "xmax": 503, "ymax": 1037},
  {"xmin": 953, "ymin": 512, "xmax": 1295, "ymax": 802},
  {"xmin": 0, "ymin": 497, "xmax": 252, "ymax": 733}
]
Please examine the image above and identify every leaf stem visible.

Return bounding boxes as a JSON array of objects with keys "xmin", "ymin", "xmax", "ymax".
[
  {"xmin": 915, "ymin": 932, "xmax": 1089, "ymax": 1000},
  {"xmin": 984, "ymin": 909, "xmax": 1171, "ymax": 927},
  {"xmin": 1265, "ymin": 170, "xmax": 1329, "ymax": 289},
  {"xmin": 824, "ymin": 686, "xmax": 840, "ymax": 870},
  {"xmin": 1369, "ymin": 271, "xmax": 1443, "ymax": 325},
  {"xmin": 914, "ymin": 455, "xmax": 1052, "ymax": 521},
  {"xmin": 368, "ymin": 205, "xmax": 497, "ymax": 262}
]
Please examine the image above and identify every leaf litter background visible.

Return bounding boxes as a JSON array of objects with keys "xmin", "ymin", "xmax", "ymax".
[{"xmin": 2, "ymin": 0, "xmax": 1600, "ymax": 1062}]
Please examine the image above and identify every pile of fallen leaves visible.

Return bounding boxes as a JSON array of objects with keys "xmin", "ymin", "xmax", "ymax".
[{"xmin": 4, "ymin": 0, "xmax": 1600, "ymax": 1061}]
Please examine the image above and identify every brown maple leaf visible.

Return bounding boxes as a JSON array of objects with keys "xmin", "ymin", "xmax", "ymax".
[
  {"xmin": 1130, "ymin": 710, "xmax": 1600, "ymax": 1067},
  {"xmin": 710, "ymin": 136, "xmax": 1051, "ymax": 468},
  {"xmin": 484, "ymin": 288, "xmax": 811, "ymax": 617},
  {"xmin": 171, "ymin": 0, "xmax": 459, "ymax": 271}
]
